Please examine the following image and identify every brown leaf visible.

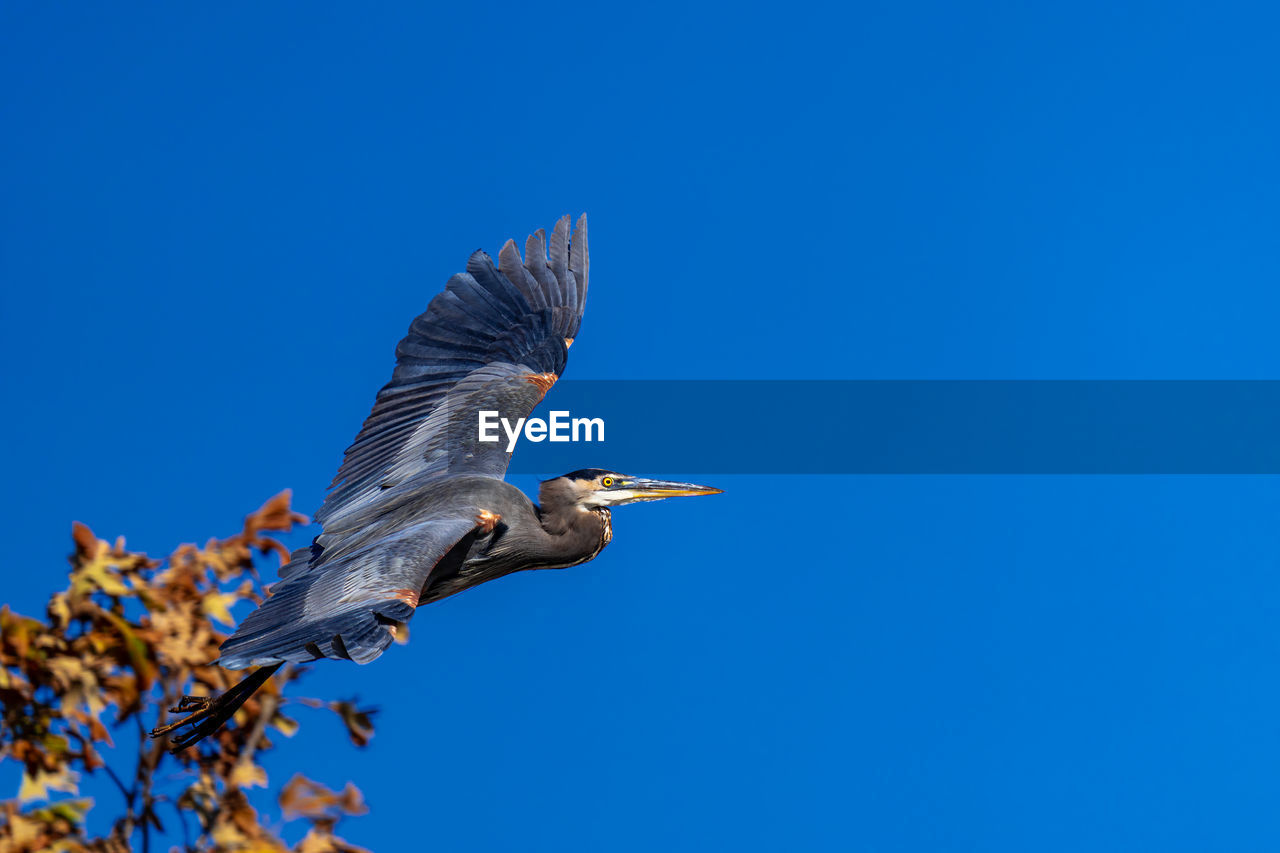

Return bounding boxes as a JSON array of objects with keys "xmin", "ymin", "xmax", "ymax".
[
  {"xmin": 1, "ymin": 497, "xmax": 371, "ymax": 853},
  {"xmin": 70, "ymin": 522, "xmax": 100, "ymax": 561},
  {"xmin": 328, "ymin": 702, "xmax": 376, "ymax": 749},
  {"xmin": 229, "ymin": 761, "xmax": 269, "ymax": 790},
  {"xmin": 248, "ymin": 490, "xmax": 310, "ymax": 533},
  {"xmin": 86, "ymin": 717, "xmax": 112, "ymax": 746},
  {"xmin": 271, "ymin": 711, "xmax": 300, "ymax": 738},
  {"xmin": 294, "ymin": 819, "xmax": 372, "ymax": 853},
  {"xmin": 278, "ymin": 776, "xmax": 368, "ymax": 820}
]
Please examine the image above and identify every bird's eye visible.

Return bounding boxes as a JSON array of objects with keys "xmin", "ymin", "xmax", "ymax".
[{"xmin": 601, "ymin": 477, "xmax": 614, "ymax": 487}]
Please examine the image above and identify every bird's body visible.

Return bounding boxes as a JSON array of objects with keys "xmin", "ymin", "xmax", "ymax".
[
  {"xmin": 393, "ymin": 475, "xmax": 614, "ymax": 609},
  {"xmin": 153, "ymin": 215, "xmax": 719, "ymax": 749}
]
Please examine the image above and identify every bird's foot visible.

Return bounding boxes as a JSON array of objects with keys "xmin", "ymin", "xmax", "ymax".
[
  {"xmin": 475, "ymin": 510, "xmax": 502, "ymax": 533},
  {"xmin": 148, "ymin": 663, "xmax": 282, "ymax": 752},
  {"xmin": 149, "ymin": 693, "xmax": 229, "ymax": 749},
  {"xmin": 172, "ymin": 695, "xmax": 214, "ymax": 713}
]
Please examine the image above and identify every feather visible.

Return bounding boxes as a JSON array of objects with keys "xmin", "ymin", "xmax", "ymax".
[{"xmin": 220, "ymin": 217, "xmax": 589, "ymax": 669}]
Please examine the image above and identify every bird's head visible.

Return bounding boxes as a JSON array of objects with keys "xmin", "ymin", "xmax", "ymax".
[{"xmin": 541, "ymin": 469, "xmax": 722, "ymax": 510}]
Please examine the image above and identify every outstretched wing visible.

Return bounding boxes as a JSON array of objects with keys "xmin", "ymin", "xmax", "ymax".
[
  {"xmin": 218, "ymin": 215, "xmax": 588, "ymax": 670},
  {"xmin": 317, "ymin": 213, "xmax": 587, "ymax": 528}
]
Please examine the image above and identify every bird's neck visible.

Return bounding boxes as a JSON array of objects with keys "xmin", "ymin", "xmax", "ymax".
[
  {"xmin": 537, "ymin": 503, "xmax": 608, "ymax": 536},
  {"xmin": 534, "ymin": 504, "xmax": 612, "ymax": 568}
]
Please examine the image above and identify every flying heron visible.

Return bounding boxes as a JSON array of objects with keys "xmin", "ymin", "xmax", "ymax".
[{"xmin": 152, "ymin": 215, "xmax": 720, "ymax": 748}]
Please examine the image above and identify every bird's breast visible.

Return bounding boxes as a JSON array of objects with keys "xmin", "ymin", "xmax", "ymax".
[{"xmin": 598, "ymin": 508, "xmax": 613, "ymax": 549}]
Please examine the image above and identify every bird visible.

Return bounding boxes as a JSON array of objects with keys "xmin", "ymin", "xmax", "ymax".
[{"xmin": 151, "ymin": 215, "xmax": 721, "ymax": 749}]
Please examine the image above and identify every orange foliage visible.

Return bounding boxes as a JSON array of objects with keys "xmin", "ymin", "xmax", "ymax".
[{"xmin": 0, "ymin": 492, "xmax": 376, "ymax": 852}]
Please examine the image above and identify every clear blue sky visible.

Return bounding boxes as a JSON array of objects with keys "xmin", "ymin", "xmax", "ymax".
[{"xmin": 4, "ymin": 2, "xmax": 1280, "ymax": 850}]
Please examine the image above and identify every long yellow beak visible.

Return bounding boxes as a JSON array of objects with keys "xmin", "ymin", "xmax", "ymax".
[{"xmin": 626, "ymin": 478, "xmax": 724, "ymax": 499}]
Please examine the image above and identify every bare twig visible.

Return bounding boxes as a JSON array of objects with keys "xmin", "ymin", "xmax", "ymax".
[
  {"xmin": 101, "ymin": 760, "xmax": 134, "ymax": 806},
  {"xmin": 173, "ymin": 798, "xmax": 193, "ymax": 852}
]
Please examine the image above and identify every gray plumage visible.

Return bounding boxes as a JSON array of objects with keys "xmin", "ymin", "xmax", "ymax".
[
  {"xmin": 154, "ymin": 215, "xmax": 719, "ymax": 750},
  {"xmin": 220, "ymin": 215, "xmax": 588, "ymax": 670}
]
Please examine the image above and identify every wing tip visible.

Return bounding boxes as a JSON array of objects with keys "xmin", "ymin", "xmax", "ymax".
[{"xmin": 569, "ymin": 212, "xmax": 588, "ymax": 291}]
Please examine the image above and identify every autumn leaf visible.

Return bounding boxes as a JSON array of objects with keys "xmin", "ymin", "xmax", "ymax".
[
  {"xmin": 1, "ymin": 492, "xmax": 375, "ymax": 853},
  {"xmin": 70, "ymin": 521, "xmax": 100, "ymax": 561},
  {"xmin": 295, "ymin": 818, "xmax": 373, "ymax": 853},
  {"xmin": 18, "ymin": 767, "xmax": 79, "ymax": 803},
  {"xmin": 38, "ymin": 797, "xmax": 93, "ymax": 825},
  {"xmin": 271, "ymin": 711, "xmax": 300, "ymax": 738},
  {"xmin": 229, "ymin": 761, "xmax": 269, "ymax": 790},
  {"xmin": 278, "ymin": 776, "xmax": 368, "ymax": 820},
  {"xmin": 202, "ymin": 590, "xmax": 241, "ymax": 627},
  {"xmin": 248, "ymin": 490, "xmax": 310, "ymax": 534},
  {"xmin": 97, "ymin": 609, "xmax": 156, "ymax": 691}
]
